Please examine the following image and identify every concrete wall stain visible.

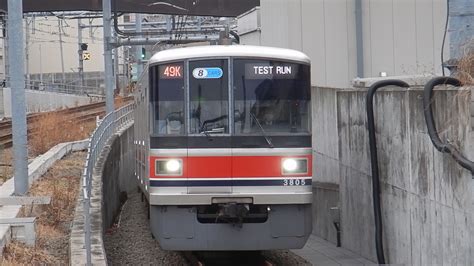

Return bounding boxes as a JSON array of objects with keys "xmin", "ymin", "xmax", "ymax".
[{"xmin": 313, "ymin": 86, "xmax": 472, "ymax": 264}]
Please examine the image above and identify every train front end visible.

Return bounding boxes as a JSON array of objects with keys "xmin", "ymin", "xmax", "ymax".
[{"xmin": 142, "ymin": 46, "xmax": 312, "ymax": 251}]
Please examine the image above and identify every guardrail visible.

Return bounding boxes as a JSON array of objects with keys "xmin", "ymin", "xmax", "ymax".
[{"xmin": 82, "ymin": 103, "xmax": 134, "ymax": 265}]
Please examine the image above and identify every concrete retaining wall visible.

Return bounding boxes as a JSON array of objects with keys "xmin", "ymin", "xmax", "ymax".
[
  {"xmin": 102, "ymin": 123, "xmax": 136, "ymax": 229},
  {"xmin": 70, "ymin": 122, "xmax": 135, "ymax": 265},
  {"xmin": 311, "ymin": 86, "xmax": 341, "ymax": 245},
  {"xmin": 313, "ymin": 85, "xmax": 473, "ymax": 264},
  {"xmin": 311, "ymin": 183, "xmax": 339, "ymax": 245},
  {"xmin": 1, "ymin": 88, "xmax": 100, "ymax": 118}
]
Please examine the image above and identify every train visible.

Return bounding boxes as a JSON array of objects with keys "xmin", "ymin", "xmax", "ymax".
[{"xmin": 134, "ymin": 45, "xmax": 312, "ymax": 251}]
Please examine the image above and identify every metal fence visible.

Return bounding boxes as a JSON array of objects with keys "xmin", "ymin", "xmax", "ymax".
[
  {"xmin": 27, "ymin": 72, "xmax": 107, "ymax": 96},
  {"xmin": 82, "ymin": 103, "xmax": 134, "ymax": 265}
]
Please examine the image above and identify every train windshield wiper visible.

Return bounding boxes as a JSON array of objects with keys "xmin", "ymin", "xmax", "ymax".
[{"xmin": 249, "ymin": 113, "xmax": 274, "ymax": 148}]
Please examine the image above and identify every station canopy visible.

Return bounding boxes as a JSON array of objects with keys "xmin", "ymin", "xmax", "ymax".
[{"xmin": 0, "ymin": 0, "xmax": 259, "ymax": 17}]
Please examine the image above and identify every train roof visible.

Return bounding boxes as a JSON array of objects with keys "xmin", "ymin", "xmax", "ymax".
[{"xmin": 149, "ymin": 45, "xmax": 311, "ymax": 65}]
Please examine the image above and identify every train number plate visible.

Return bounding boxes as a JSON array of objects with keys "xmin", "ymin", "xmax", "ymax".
[{"xmin": 283, "ymin": 179, "xmax": 307, "ymax": 186}]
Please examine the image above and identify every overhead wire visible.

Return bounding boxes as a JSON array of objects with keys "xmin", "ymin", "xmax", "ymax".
[{"xmin": 31, "ymin": 19, "xmax": 104, "ymax": 41}]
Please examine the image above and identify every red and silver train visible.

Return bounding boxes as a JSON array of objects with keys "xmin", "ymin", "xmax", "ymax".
[{"xmin": 134, "ymin": 45, "xmax": 312, "ymax": 250}]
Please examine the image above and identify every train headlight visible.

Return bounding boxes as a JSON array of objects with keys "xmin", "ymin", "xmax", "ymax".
[
  {"xmin": 156, "ymin": 159, "xmax": 183, "ymax": 176},
  {"xmin": 282, "ymin": 159, "xmax": 298, "ymax": 171},
  {"xmin": 282, "ymin": 158, "xmax": 308, "ymax": 175},
  {"xmin": 166, "ymin": 159, "xmax": 181, "ymax": 172}
]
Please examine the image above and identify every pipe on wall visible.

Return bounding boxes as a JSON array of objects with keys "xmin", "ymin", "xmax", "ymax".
[
  {"xmin": 355, "ymin": 0, "xmax": 364, "ymax": 78},
  {"xmin": 366, "ymin": 79, "xmax": 410, "ymax": 264},
  {"xmin": 423, "ymin": 76, "xmax": 474, "ymax": 175}
]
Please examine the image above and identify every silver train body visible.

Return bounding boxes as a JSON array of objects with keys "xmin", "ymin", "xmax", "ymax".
[{"xmin": 134, "ymin": 45, "xmax": 313, "ymax": 250}]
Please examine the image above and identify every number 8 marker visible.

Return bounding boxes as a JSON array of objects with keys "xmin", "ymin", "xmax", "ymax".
[{"xmin": 193, "ymin": 67, "xmax": 223, "ymax": 79}]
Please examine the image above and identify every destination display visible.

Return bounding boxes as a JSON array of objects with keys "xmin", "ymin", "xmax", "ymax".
[
  {"xmin": 245, "ymin": 63, "xmax": 298, "ymax": 79},
  {"xmin": 159, "ymin": 64, "xmax": 183, "ymax": 79}
]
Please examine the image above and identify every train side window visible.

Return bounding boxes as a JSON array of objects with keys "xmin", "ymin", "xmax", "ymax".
[{"xmin": 150, "ymin": 62, "xmax": 185, "ymax": 135}]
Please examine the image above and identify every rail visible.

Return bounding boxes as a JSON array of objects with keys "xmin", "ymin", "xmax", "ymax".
[{"xmin": 82, "ymin": 103, "xmax": 134, "ymax": 265}]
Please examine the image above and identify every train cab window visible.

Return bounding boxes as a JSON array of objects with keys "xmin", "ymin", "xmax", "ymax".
[
  {"xmin": 233, "ymin": 59, "xmax": 311, "ymax": 135},
  {"xmin": 189, "ymin": 59, "xmax": 229, "ymax": 135},
  {"xmin": 150, "ymin": 62, "xmax": 185, "ymax": 135}
]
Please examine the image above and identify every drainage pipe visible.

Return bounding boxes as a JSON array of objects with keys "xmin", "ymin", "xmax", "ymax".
[
  {"xmin": 355, "ymin": 0, "xmax": 364, "ymax": 78},
  {"xmin": 423, "ymin": 77, "xmax": 474, "ymax": 174},
  {"xmin": 366, "ymin": 79, "xmax": 410, "ymax": 264}
]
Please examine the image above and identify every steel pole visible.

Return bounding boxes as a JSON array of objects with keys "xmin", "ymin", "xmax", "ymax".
[
  {"xmin": 355, "ymin": 0, "xmax": 364, "ymax": 78},
  {"xmin": 78, "ymin": 19, "xmax": 84, "ymax": 90},
  {"xmin": 135, "ymin": 14, "xmax": 143, "ymax": 77},
  {"xmin": 7, "ymin": 0, "xmax": 28, "ymax": 195},
  {"xmin": 58, "ymin": 19, "xmax": 66, "ymax": 84},
  {"xmin": 103, "ymin": 0, "xmax": 115, "ymax": 113},
  {"xmin": 113, "ymin": 30, "xmax": 120, "ymax": 95},
  {"xmin": 39, "ymin": 45, "xmax": 43, "ymax": 88}
]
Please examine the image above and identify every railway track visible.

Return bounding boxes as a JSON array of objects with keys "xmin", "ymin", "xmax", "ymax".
[
  {"xmin": 183, "ymin": 251, "xmax": 274, "ymax": 266},
  {"xmin": 0, "ymin": 97, "xmax": 132, "ymax": 148}
]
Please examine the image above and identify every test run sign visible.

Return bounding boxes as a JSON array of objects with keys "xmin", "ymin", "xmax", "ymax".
[{"xmin": 245, "ymin": 63, "xmax": 297, "ymax": 79}]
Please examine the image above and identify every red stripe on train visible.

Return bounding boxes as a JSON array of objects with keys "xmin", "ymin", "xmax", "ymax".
[{"xmin": 149, "ymin": 155, "xmax": 312, "ymax": 179}]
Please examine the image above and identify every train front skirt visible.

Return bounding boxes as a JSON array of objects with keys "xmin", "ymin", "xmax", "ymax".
[{"xmin": 150, "ymin": 204, "xmax": 312, "ymax": 250}]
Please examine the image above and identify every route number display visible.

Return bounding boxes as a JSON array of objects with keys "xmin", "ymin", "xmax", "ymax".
[{"xmin": 159, "ymin": 64, "xmax": 183, "ymax": 79}]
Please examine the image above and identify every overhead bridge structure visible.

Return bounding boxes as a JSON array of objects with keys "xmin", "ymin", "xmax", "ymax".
[{"xmin": 0, "ymin": 0, "xmax": 259, "ymax": 16}]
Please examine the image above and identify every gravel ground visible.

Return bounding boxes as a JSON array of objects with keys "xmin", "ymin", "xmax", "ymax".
[
  {"xmin": 103, "ymin": 191, "xmax": 188, "ymax": 265},
  {"xmin": 104, "ymin": 191, "xmax": 310, "ymax": 265}
]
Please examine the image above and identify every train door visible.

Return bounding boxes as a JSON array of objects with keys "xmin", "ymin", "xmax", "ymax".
[{"xmin": 187, "ymin": 58, "xmax": 232, "ymax": 194}]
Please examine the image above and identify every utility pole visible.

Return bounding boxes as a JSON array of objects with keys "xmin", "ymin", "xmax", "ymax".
[
  {"xmin": 135, "ymin": 13, "xmax": 143, "ymax": 78},
  {"xmin": 3, "ymin": 16, "xmax": 9, "ymax": 84},
  {"xmin": 113, "ymin": 27, "xmax": 120, "ymax": 95},
  {"xmin": 7, "ymin": 0, "xmax": 28, "ymax": 195},
  {"xmin": 58, "ymin": 18, "xmax": 66, "ymax": 84},
  {"xmin": 39, "ymin": 44, "xmax": 43, "ymax": 89},
  {"xmin": 78, "ymin": 19, "xmax": 84, "ymax": 89},
  {"xmin": 103, "ymin": 0, "xmax": 115, "ymax": 113},
  {"xmin": 25, "ymin": 18, "xmax": 30, "ymax": 85},
  {"xmin": 114, "ymin": 46, "xmax": 120, "ymax": 94}
]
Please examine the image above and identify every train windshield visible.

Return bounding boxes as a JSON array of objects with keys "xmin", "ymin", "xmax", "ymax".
[
  {"xmin": 189, "ymin": 59, "xmax": 229, "ymax": 135},
  {"xmin": 150, "ymin": 62, "xmax": 185, "ymax": 135},
  {"xmin": 233, "ymin": 59, "xmax": 311, "ymax": 135},
  {"xmin": 151, "ymin": 58, "xmax": 310, "ymax": 137}
]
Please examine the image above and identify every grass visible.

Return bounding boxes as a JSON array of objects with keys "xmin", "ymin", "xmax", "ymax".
[
  {"xmin": 28, "ymin": 111, "xmax": 96, "ymax": 156},
  {"xmin": 1, "ymin": 152, "xmax": 85, "ymax": 265},
  {"xmin": 29, "ymin": 96, "xmax": 130, "ymax": 156},
  {"xmin": 1, "ymin": 242, "xmax": 57, "ymax": 265},
  {"xmin": 0, "ymin": 148, "xmax": 12, "ymax": 185},
  {"xmin": 457, "ymin": 51, "xmax": 474, "ymax": 86},
  {"xmin": 1, "ymin": 96, "xmax": 132, "ymax": 263}
]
